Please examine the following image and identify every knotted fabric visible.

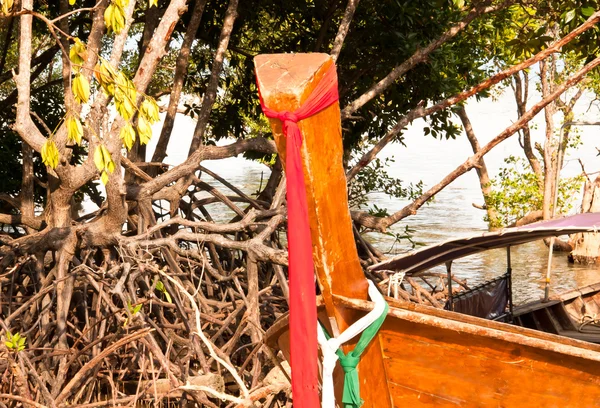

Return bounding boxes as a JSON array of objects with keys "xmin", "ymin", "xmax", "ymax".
[
  {"xmin": 317, "ymin": 280, "xmax": 389, "ymax": 408},
  {"xmin": 257, "ymin": 63, "xmax": 339, "ymax": 408}
]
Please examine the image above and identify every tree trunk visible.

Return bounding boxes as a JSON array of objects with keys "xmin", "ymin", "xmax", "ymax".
[
  {"xmin": 540, "ymin": 59, "xmax": 557, "ymax": 220},
  {"xmin": 512, "ymin": 71, "xmax": 543, "ymax": 185},
  {"xmin": 456, "ymin": 106, "xmax": 501, "ymax": 229},
  {"xmin": 569, "ymin": 175, "xmax": 600, "ymax": 263}
]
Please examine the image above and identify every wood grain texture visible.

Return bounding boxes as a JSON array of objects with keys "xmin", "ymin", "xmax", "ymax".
[
  {"xmin": 381, "ymin": 316, "xmax": 600, "ymax": 407},
  {"xmin": 255, "ymin": 53, "xmax": 392, "ymax": 408}
]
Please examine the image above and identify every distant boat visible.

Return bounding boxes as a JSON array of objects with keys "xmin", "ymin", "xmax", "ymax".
[
  {"xmin": 370, "ymin": 212, "xmax": 600, "ymax": 345},
  {"xmin": 257, "ymin": 53, "xmax": 600, "ymax": 407}
]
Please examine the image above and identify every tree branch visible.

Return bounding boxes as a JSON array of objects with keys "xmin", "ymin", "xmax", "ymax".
[
  {"xmin": 346, "ymin": 10, "xmax": 600, "ymax": 180},
  {"xmin": 188, "ymin": 0, "xmax": 239, "ymax": 154},
  {"xmin": 152, "ymin": 0, "xmax": 208, "ymax": 164},
  {"xmin": 353, "ymin": 54, "xmax": 600, "ymax": 231},
  {"xmin": 134, "ymin": 137, "xmax": 276, "ymax": 200},
  {"xmin": 330, "ymin": 0, "xmax": 360, "ymax": 61},
  {"xmin": 13, "ymin": 0, "xmax": 47, "ymax": 152},
  {"xmin": 341, "ymin": 0, "xmax": 509, "ymax": 119}
]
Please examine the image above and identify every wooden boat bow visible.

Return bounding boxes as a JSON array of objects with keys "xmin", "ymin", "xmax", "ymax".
[
  {"xmin": 255, "ymin": 53, "xmax": 392, "ymax": 408},
  {"xmin": 256, "ymin": 53, "xmax": 600, "ymax": 407}
]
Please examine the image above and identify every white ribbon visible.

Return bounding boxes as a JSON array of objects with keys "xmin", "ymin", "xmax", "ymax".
[
  {"xmin": 316, "ymin": 280, "xmax": 387, "ymax": 408},
  {"xmin": 387, "ymin": 271, "xmax": 405, "ymax": 299}
]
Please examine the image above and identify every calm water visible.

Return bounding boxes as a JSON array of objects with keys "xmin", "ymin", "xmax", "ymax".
[
  {"xmin": 146, "ymin": 88, "xmax": 600, "ymax": 307},
  {"xmin": 198, "ymin": 156, "xmax": 600, "ymax": 307}
]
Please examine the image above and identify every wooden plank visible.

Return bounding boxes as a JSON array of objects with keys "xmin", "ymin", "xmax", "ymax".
[
  {"xmin": 551, "ymin": 302, "xmax": 578, "ymax": 331},
  {"xmin": 380, "ymin": 318, "xmax": 600, "ymax": 406},
  {"xmin": 340, "ymin": 293, "xmax": 600, "ymax": 353},
  {"xmin": 513, "ymin": 299, "xmax": 560, "ymax": 316},
  {"xmin": 388, "ymin": 382, "xmax": 462, "ymax": 407},
  {"xmin": 255, "ymin": 53, "xmax": 392, "ymax": 408}
]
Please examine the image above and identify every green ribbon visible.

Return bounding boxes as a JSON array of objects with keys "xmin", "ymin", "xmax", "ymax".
[{"xmin": 320, "ymin": 300, "xmax": 389, "ymax": 408}]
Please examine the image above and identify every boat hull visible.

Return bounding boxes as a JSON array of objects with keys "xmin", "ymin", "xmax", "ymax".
[{"xmin": 267, "ymin": 297, "xmax": 600, "ymax": 407}]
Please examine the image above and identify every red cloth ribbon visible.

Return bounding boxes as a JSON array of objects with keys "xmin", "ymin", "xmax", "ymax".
[{"xmin": 257, "ymin": 63, "xmax": 339, "ymax": 407}]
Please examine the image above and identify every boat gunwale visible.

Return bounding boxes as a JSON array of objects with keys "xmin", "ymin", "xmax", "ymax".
[{"xmin": 265, "ymin": 292, "xmax": 600, "ymax": 361}]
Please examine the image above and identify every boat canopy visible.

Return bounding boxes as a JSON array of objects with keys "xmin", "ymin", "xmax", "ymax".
[{"xmin": 369, "ymin": 212, "xmax": 600, "ymax": 275}]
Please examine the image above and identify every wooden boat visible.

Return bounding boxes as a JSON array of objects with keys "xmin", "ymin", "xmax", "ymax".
[
  {"xmin": 369, "ymin": 214, "xmax": 600, "ymax": 345},
  {"xmin": 256, "ymin": 53, "xmax": 600, "ymax": 407},
  {"xmin": 513, "ymin": 284, "xmax": 600, "ymax": 343}
]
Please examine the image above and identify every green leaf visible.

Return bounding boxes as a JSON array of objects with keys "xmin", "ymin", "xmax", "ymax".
[
  {"xmin": 564, "ymin": 9, "xmax": 576, "ymax": 24},
  {"xmin": 154, "ymin": 280, "xmax": 171, "ymax": 303},
  {"xmin": 582, "ymin": 7, "xmax": 595, "ymax": 17},
  {"xmin": 155, "ymin": 280, "xmax": 165, "ymax": 292},
  {"xmin": 4, "ymin": 331, "xmax": 26, "ymax": 352}
]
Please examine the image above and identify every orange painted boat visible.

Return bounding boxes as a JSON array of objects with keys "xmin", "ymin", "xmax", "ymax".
[{"xmin": 256, "ymin": 53, "xmax": 600, "ymax": 407}]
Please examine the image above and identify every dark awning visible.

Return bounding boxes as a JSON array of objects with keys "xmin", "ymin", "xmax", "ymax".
[{"xmin": 368, "ymin": 212, "xmax": 600, "ymax": 275}]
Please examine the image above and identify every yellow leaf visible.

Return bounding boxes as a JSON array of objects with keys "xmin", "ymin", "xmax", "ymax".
[
  {"xmin": 104, "ymin": 4, "xmax": 115, "ymax": 32},
  {"xmin": 137, "ymin": 115, "xmax": 152, "ymax": 145},
  {"xmin": 106, "ymin": 160, "xmax": 115, "ymax": 174},
  {"xmin": 93, "ymin": 146, "xmax": 105, "ymax": 171},
  {"xmin": 100, "ymin": 145, "xmax": 115, "ymax": 174},
  {"xmin": 95, "ymin": 60, "xmax": 117, "ymax": 96},
  {"xmin": 69, "ymin": 39, "xmax": 87, "ymax": 69},
  {"xmin": 69, "ymin": 0, "xmax": 76, "ymax": 5},
  {"xmin": 101, "ymin": 171, "xmax": 109, "ymax": 185},
  {"xmin": 67, "ymin": 115, "xmax": 83, "ymax": 145},
  {"xmin": 73, "ymin": 73, "xmax": 90, "ymax": 104},
  {"xmin": 116, "ymin": 98, "xmax": 135, "ymax": 120},
  {"xmin": 41, "ymin": 140, "xmax": 59, "ymax": 169},
  {"xmin": 141, "ymin": 97, "xmax": 160, "ymax": 123},
  {"xmin": 111, "ymin": 3, "xmax": 126, "ymax": 33},
  {"xmin": 149, "ymin": 0, "xmax": 157, "ymax": 7},
  {"xmin": 1, "ymin": 0, "xmax": 14, "ymax": 15},
  {"xmin": 119, "ymin": 123, "xmax": 136, "ymax": 150},
  {"xmin": 114, "ymin": 72, "xmax": 136, "ymax": 120},
  {"xmin": 114, "ymin": 0, "xmax": 130, "ymax": 8},
  {"xmin": 100, "ymin": 145, "xmax": 111, "ymax": 164}
]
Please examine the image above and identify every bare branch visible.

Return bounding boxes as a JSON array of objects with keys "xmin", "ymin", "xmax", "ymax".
[
  {"xmin": 330, "ymin": 0, "xmax": 360, "ymax": 61},
  {"xmin": 153, "ymin": 0, "xmax": 208, "ymax": 163},
  {"xmin": 13, "ymin": 0, "xmax": 46, "ymax": 152},
  {"xmin": 188, "ymin": 0, "xmax": 239, "ymax": 154},
  {"xmin": 135, "ymin": 137, "xmax": 276, "ymax": 200}
]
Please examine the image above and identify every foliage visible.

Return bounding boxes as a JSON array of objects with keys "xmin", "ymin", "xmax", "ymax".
[
  {"xmin": 383, "ymin": 225, "xmax": 424, "ymax": 252},
  {"xmin": 486, "ymin": 156, "xmax": 584, "ymax": 227},
  {"xmin": 4, "ymin": 331, "xmax": 26, "ymax": 352},
  {"xmin": 154, "ymin": 279, "xmax": 172, "ymax": 303},
  {"xmin": 348, "ymin": 155, "xmax": 423, "ymax": 210}
]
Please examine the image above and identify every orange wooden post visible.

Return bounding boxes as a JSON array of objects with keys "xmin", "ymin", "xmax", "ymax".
[{"xmin": 255, "ymin": 53, "xmax": 392, "ymax": 408}]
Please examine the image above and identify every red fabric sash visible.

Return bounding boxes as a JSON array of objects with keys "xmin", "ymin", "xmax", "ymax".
[{"xmin": 258, "ymin": 63, "xmax": 339, "ymax": 407}]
